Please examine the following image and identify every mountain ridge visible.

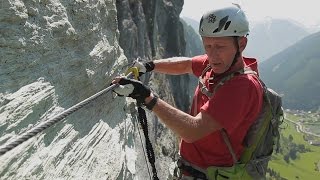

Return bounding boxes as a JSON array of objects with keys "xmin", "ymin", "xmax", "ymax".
[{"xmin": 260, "ymin": 31, "xmax": 320, "ymax": 110}]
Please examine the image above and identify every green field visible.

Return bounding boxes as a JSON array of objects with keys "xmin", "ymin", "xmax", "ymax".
[{"xmin": 268, "ymin": 113, "xmax": 320, "ymax": 179}]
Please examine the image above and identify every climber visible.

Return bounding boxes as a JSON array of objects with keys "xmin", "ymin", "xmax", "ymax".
[{"xmin": 112, "ymin": 3, "xmax": 269, "ymax": 179}]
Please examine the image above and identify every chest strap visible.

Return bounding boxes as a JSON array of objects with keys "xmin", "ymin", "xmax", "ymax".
[
  {"xmin": 198, "ymin": 65, "xmax": 213, "ymax": 97},
  {"xmin": 198, "ymin": 66, "xmax": 257, "ymax": 98}
]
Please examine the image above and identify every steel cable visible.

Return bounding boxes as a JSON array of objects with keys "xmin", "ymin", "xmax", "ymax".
[{"xmin": 0, "ymin": 83, "xmax": 119, "ymax": 156}]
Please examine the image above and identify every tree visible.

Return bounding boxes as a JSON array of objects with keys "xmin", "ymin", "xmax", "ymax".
[
  {"xmin": 284, "ymin": 154, "xmax": 290, "ymax": 163},
  {"xmin": 289, "ymin": 134, "xmax": 293, "ymax": 142},
  {"xmin": 289, "ymin": 148, "xmax": 297, "ymax": 160},
  {"xmin": 297, "ymin": 144, "xmax": 306, "ymax": 153}
]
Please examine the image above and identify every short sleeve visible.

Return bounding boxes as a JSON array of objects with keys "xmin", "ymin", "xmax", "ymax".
[
  {"xmin": 200, "ymin": 75, "xmax": 263, "ymax": 134},
  {"xmin": 192, "ymin": 54, "xmax": 208, "ymax": 77}
]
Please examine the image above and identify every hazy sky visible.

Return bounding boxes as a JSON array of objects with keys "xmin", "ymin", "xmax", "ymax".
[{"xmin": 180, "ymin": 0, "xmax": 320, "ymax": 27}]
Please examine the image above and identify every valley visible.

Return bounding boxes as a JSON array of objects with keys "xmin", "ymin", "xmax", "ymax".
[{"xmin": 268, "ymin": 111, "xmax": 320, "ymax": 179}]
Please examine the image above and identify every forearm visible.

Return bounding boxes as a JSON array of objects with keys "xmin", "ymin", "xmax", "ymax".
[
  {"xmin": 145, "ymin": 94, "xmax": 208, "ymax": 143},
  {"xmin": 153, "ymin": 57, "xmax": 193, "ymax": 75},
  {"xmin": 113, "ymin": 76, "xmax": 221, "ymax": 142}
]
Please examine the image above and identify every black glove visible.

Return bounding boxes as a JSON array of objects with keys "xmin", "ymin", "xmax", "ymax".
[
  {"xmin": 144, "ymin": 61, "xmax": 155, "ymax": 72},
  {"xmin": 132, "ymin": 60, "xmax": 155, "ymax": 76},
  {"xmin": 113, "ymin": 78, "xmax": 151, "ymax": 104}
]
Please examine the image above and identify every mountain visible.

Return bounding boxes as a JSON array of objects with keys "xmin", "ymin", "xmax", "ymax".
[
  {"xmin": 181, "ymin": 17, "xmax": 311, "ymax": 63},
  {"xmin": 181, "ymin": 16, "xmax": 200, "ymax": 34},
  {"xmin": 180, "ymin": 19, "xmax": 204, "ymax": 57},
  {"xmin": 245, "ymin": 18, "xmax": 309, "ymax": 62},
  {"xmin": 260, "ymin": 31, "xmax": 320, "ymax": 111}
]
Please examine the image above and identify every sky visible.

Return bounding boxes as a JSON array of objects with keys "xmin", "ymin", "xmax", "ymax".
[{"xmin": 180, "ymin": 0, "xmax": 320, "ymax": 28}]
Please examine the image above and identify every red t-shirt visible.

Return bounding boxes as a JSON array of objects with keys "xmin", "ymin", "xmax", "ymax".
[{"xmin": 180, "ymin": 54, "xmax": 264, "ymax": 168}]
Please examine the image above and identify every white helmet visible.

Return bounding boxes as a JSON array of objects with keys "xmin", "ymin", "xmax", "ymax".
[{"xmin": 199, "ymin": 4, "xmax": 249, "ymax": 37}]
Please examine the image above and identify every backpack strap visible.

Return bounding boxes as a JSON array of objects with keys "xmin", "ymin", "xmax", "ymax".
[
  {"xmin": 240, "ymin": 74, "xmax": 283, "ymax": 162},
  {"xmin": 216, "ymin": 68, "xmax": 273, "ymax": 165},
  {"xmin": 220, "ymin": 129, "xmax": 238, "ymax": 165},
  {"xmin": 198, "ymin": 67, "xmax": 265, "ymax": 165},
  {"xmin": 198, "ymin": 65, "xmax": 213, "ymax": 97},
  {"xmin": 193, "ymin": 64, "xmax": 212, "ymax": 115},
  {"xmin": 240, "ymin": 92, "xmax": 273, "ymax": 163},
  {"xmin": 212, "ymin": 67, "xmax": 257, "ymax": 96},
  {"xmin": 221, "ymin": 78, "xmax": 276, "ymax": 165},
  {"xmin": 198, "ymin": 67, "xmax": 257, "ymax": 98}
]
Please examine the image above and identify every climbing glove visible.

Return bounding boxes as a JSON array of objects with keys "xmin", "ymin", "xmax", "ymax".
[
  {"xmin": 133, "ymin": 60, "xmax": 155, "ymax": 76},
  {"xmin": 113, "ymin": 77, "xmax": 151, "ymax": 104}
]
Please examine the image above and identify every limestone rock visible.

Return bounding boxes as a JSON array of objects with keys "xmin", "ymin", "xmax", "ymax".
[
  {"xmin": 0, "ymin": 0, "xmax": 132, "ymax": 179},
  {"xmin": 0, "ymin": 0, "xmax": 197, "ymax": 179}
]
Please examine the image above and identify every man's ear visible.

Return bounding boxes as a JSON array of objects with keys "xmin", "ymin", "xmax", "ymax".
[{"xmin": 239, "ymin": 36, "xmax": 248, "ymax": 52}]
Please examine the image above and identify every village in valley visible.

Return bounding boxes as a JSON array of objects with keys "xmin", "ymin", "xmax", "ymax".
[
  {"xmin": 284, "ymin": 109, "xmax": 320, "ymax": 146},
  {"xmin": 266, "ymin": 109, "xmax": 320, "ymax": 179}
]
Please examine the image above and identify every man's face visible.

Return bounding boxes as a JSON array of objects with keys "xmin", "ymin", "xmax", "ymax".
[{"xmin": 202, "ymin": 36, "xmax": 238, "ymax": 74}]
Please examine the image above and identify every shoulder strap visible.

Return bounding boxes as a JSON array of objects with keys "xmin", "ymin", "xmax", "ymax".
[
  {"xmin": 218, "ymin": 68, "xmax": 274, "ymax": 164},
  {"xmin": 212, "ymin": 67, "xmax": 257, "ymax": 97},
  {"xmin": 198, "ymin": 65, "xmax": 213, "ymax": 97},
  {"xmin": 240, "ymin": 96, "xmax": 273, "ymax": 163},
  {"xmin": 198, "ymin": 66, "xmax": 257, "ymax": 98},
  {"xmin": 220, "ymin": 129, "xmax": 238, "ymax": 165}
]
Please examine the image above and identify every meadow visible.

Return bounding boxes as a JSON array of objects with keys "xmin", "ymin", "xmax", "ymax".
[{"xmin": 268, "ymin": 112, "xmax": 320, "ymax": 179}]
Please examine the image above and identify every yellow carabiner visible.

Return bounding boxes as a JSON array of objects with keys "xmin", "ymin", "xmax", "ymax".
[{"xmin": 125, "ymin": 66, "xmax": 140, "ymax": 80}]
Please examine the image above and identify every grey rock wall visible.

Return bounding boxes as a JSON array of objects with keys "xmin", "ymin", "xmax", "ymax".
[
  {"xmin": 116, "ymin": 0, "xmax": 192, "ymax": 113},
  {"xmin": 180, "ymin": 18, "xmax": 204, "ymax": 105},
  {"xmin": 0, "ymin": 0, "xmax": 135, "ymax": 179},
  {"xmin": 0, "ymin": 0, "xmax": 199, "ymax": 179},
  {"xmin": 115, "ymin": 0, "xmax": 185, "ymax": 179}
]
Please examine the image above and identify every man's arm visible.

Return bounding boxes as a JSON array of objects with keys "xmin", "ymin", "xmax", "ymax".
[
  {"xmin": 145, "ymin": 93, "xmax": 222, "ymax": 143},
  {"xmin": 153, "ymin": 57, "xmax": 193, "ymax": 75},
  {"xmin": 112, "ymin": 76, "xmax": 221, "ymax": 143}
]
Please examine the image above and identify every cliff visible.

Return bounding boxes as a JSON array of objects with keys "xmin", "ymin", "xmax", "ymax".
[{"xmin": 0, "ymin": 0, "xmax": 192, "ymax": 179}]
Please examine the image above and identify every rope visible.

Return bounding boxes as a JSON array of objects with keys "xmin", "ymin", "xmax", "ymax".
[
  {"xmin": 135, "ymin": 115, "xmax": 153, "ymax": 179},
  {"xmin": 0, "ymin": 71, "xmax": 161, "ymax": 179},
  {"xmin": 137, "ymin": 106, "xmax": 159, "ymax": 180},
  {"xmin": 0, "ymin": 83, "xmax": 120, "ymax": 156}
]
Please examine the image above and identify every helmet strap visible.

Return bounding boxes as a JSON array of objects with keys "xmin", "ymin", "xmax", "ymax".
[{"xmin": 227, "ymin": 37, "xmax": 240, "ymax": 70}]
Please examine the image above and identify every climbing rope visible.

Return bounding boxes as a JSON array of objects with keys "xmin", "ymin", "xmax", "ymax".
[
  {"xmin": 0, "ymin": 82, "xmax": 122, "ymax": 156},
  {"xmin": 135, "ymin": 111, "xmax": 153, "ymax": 179},
  {"xmin": 137, "ymin": 105, "xmax": 159, "ymax": 180}
]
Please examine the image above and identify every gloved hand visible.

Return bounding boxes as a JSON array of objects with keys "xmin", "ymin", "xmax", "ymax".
[
  {"xmin": 133, "ymin": 60, "xmax": 155, "ymax": 76},
  {"xmin": 112, "ymin": 77, "xmax": 151, "ymax": 104}
]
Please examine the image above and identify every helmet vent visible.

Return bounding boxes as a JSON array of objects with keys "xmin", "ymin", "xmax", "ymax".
[
  {"xmin": 224, "ymin": 21, "xmax": 231, "ymax": 30},
  {"xmin": 212, "ymin": 16, "xmax": 229, "ymax": 33}
]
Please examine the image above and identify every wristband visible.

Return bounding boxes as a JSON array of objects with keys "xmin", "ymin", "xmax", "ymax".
[
  {"xmin": 145, "ymin": 61, "xmax": 155, "ymax": 72},
  {"xmin": 144, "ymin": 95, "xmax": 158, "ymax": 110}
]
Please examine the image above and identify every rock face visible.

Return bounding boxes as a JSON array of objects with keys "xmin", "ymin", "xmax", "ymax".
[
  {"xmin": 0, "ymin": 0, "xmax": 132, "ymax": 179},
  {"xmin": 0, "ymin": 0, "xmax": 194, "ymax": 179},
  {"xmin": 116, "ymin": 0, "xmax": 193, "ymax": 112},
  {"xmin": 181, "ymin": 18, "xmax": 205, "ymax": 104}
]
